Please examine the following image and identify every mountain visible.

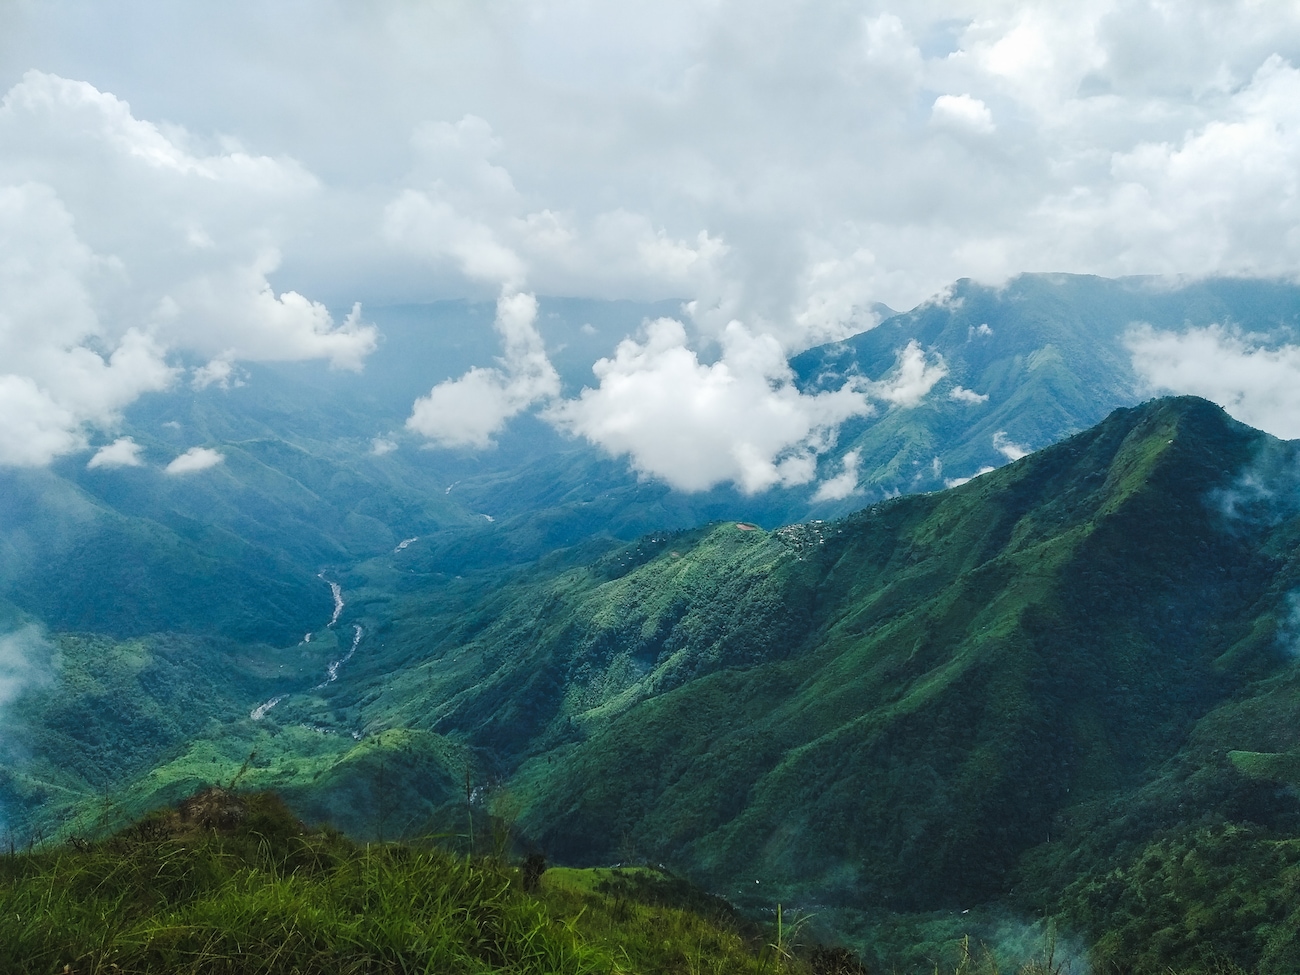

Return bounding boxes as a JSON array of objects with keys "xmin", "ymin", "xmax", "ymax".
[
  {"xmin": 11, "ymin": 275, "xmax": 1300, "ymax": 970},
  {"xmin": 8, "ymin": 275, "xmax": 1300, "ymax": 645},
  {"xmin": 795, "ymin": 273, "xmax": 1300, "ymax": 503},
  {"xmin": 12, "ymin": 394, "xmax": 1300, "ymax": 971}
]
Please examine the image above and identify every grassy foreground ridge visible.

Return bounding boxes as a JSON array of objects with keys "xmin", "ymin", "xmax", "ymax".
[
  {"xmin": 0, "ymin": 787, "xmax": 1086, "ymax": 975},
  {"xmin": 1, "ymin": 789, "xmax": 782, "ymax": 975},
  {"xmin": 5, "ymin": 786, "xmax": 1198, "ymax": 974}
]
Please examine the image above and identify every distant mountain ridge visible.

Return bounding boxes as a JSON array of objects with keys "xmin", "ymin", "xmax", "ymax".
[{"xmin": 795, "ymin": 273, "xmax": 1300, "ymax": 502}]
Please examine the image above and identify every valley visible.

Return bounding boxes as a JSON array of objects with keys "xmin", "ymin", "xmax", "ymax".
[{"xmin": 6, "ymin": 279, "xmax": 1300, "ymax": 971}]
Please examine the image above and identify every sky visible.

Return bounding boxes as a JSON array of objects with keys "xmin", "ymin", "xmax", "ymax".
[{"xmin": 4, "ymin": 0, "xmax": 1300, "ymax": 484}]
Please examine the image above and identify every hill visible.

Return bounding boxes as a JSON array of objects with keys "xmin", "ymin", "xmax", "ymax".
[
  {"xmin": 13, "ymin": 275, "xmax": 1300, "ymax": 643},
  {"xmin": 794, "ymin": 273, "xmax": 1300, "ymax": 503},
  {"xmin": 14, "ymin": 395, "xmax": 1300, "ymax": 970}
]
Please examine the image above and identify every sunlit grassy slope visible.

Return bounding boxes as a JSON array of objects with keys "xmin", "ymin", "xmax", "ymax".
[{"xmin": 1, "ymin": 790, "xmax": 804, "ymax": 975}]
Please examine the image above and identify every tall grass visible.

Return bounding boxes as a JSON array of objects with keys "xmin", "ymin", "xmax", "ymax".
[{"xmin": 0, "ymin": 793, "xmax": 601, "ymax": 975}]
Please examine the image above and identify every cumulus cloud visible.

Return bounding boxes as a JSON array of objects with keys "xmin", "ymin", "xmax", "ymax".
[
  {"xmin": 813, "ymin": 449, "xmax": 862, "ymax": 502},
  {"xmin": 931, "ymin": 94, "xmax": 995, "ymax": 136},
  {"xmin": 87, "ymin": 437, "xmax": 145, "ymax": 469},
  {"xmin": 0, "ymin": 182, "xmax": 175, "ymax": 465},
  {"xmin": 0, "ymin": 70, "xmax": 375, "ymax": 467},
  {"xmin": 1031, "ymin": 55, "xmax": 1300, "ymax": 277},
  {"xmin": 407, "ymin": 290, "xmax": 561, "ymax": 447},
  {"xmin": 550, "ymin": 319, "xmax": 883, "ymax": 493},
  {"xmin": 165, "ymin": 446, "xmax": 224, "ymax": 475},
  {"xmin": 541, "ymin": 323, "xmax": 950, "ymax": 494},
  {"xmin": 1127, "ymin": 323, "xmax": 1300, "ymax": 439},
  {"xmin": 370, "ymin": 437, "xmax": 398, "ymax": 456}
]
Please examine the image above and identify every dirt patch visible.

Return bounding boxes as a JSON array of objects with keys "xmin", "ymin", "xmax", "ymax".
[{"xmin": 178, "ymin": 786, "xmax": 249, "ymax": 831}]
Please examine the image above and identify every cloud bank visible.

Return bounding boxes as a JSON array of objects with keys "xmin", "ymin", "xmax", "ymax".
[
  {"xmin": 1128, "ymin": 324, "xmax": 1300, "ymax": 440},
  {"xmin": 8, "ymin": 2, "xmax": 1300, "ymax": 480},
  {"xmin": 0, "ymin": 70, "xmax": 376, "ymax": 467}
]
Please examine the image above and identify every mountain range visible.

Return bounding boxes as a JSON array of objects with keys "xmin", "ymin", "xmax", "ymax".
[{"xmin": 7, "ymin": 275, "xmax": 1300, "ymax": 971}]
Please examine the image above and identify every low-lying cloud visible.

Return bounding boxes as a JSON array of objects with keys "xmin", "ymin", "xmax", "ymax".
[
  {"xmin": 0, "ymin": 624, "xmax": 56, "ymax": 832},
  {"xmin": 993, "ymin": 431, "xmax": 1033, "ymax": 462},
  {"xmin": 406, "ymin": 290, "xmax": 560, "ymax": 448},
  {"xmin": 812, "ymin": 450, "xmax": 862, "ymax": 502},
  {"xmin": 1127, "ymin": 323, "xmax": 1300, "ymax": 439},
  {"xmin": 87, "ymin": 437, "xmax": 144, "ymax": 469},
  {"xmin": 0, "ymin": 625, "xmax": 51, "ymax": 715},
  {"xmin": 165, "ymin": 446, "xmax": 224, "ymax": 475}
]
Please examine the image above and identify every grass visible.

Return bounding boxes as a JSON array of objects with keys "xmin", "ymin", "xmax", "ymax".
[
  {"xmin": 9, "ymin": 396, "xmax": 1300, "ymax": 974},
  {"xmin": 0, "ymin": 790, "xmax": 805, "ymax": 975},
  {"xmin": 5, "ymin": 787, "xmax": 1278, "ymax": 974}
]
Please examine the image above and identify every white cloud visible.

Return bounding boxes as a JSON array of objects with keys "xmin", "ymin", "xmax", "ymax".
[
  {"xmin": 791, "ymin": 247, "xmax": 889, "ymax": 347},
  {"xmin": 993, "ymin": 430, "xmax": 1032, "ymax": 462},
  {"xmin": 548, "ymin": 318, "xmax": 874, "ymax": 494},
  {"xmin": 8, "ymin": 3, "xmax": 1300, "ymax": 477},
  {"xmin": 370, "ymin": 437, "xmax": 398, "ymax": 456},
  {"xmin": 813, "ymin": 449, "xmax": 862, "ymax": 502},
  {"xmin": 1127, "ymin": 323, "xmax": 1300, "ymax": 439},
  {"xmin": 165, "ymin": 446, "xmax": 224, "ymax": 475},
  {"xmin": 407, "ymin": 290, "xmax": 560, "ymax": 447},
  {"xmin": 0, "ymin": 70, "xmax": 375, "ymax": 467},
  {"xmin": 0, "ymin": 182, "xmax": 175, "ymax": 465},
  {"xmin": 946, "ymin": 466, "xmax": 996, "ymax": 489},
  {"xmin": 1030, "ymin": 55, "xmax": 1300, "ymax": 278},
  {"xmin": 192, "ymin": 358, "xmax": 239, "ymax": 391},
  {"xmin": 867, "ymin": 340, "xmax": 949, "ymax": 408},
  {"xmin": 950, "ymin": 386, "xmax": 989, "ymax": 404},
  {"xmin": 931, "ymin": 94, "xmax": 996, "ymax": 136},
  {"xmin": 87, "ymin": 437, "xmax": 144, "ymax": 469}
]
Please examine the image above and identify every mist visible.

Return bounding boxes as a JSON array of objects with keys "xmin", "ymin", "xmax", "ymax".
[{"xmin": 0, "ymin": 624, "xmax": 57, "ymax": 834}]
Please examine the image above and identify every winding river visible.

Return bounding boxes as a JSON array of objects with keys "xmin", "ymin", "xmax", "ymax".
[{"xmin": 250, "ymin": 574, "xmax": 362, "ymax": 720}]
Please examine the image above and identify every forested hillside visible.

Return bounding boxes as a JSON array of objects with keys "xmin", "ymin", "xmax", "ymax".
[{"xmin": 10, "ymin": 394, "xmax": 1300, "ymax": 970}]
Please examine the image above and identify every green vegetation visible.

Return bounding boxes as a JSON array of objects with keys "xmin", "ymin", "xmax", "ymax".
[
  {"xmin": 11, "ymin": 392, "xmax": 1300, "ymax": 972},
  {"xmin": 0, "ymin": 789, "xmax": 819, "ymax": 975},
  {"xmin": 0, "ymin": 788, "xmax": 1162, "ymax": 974}
]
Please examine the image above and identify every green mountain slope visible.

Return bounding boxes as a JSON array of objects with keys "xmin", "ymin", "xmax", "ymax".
[
  {"xmin": 794, "ymin": 273, "xmax": 1300, "ymax": 505},
  {"xmin": 254, "ymin": 394, "xmax": 1300, "ymax": 970},
  {"xmin": 10, "ymin": 277, "xmax": 1300, "ymax": 971},
  {"xmin": 9, "ymin": 277, "xmax": 1298, "ymax": 645}
]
